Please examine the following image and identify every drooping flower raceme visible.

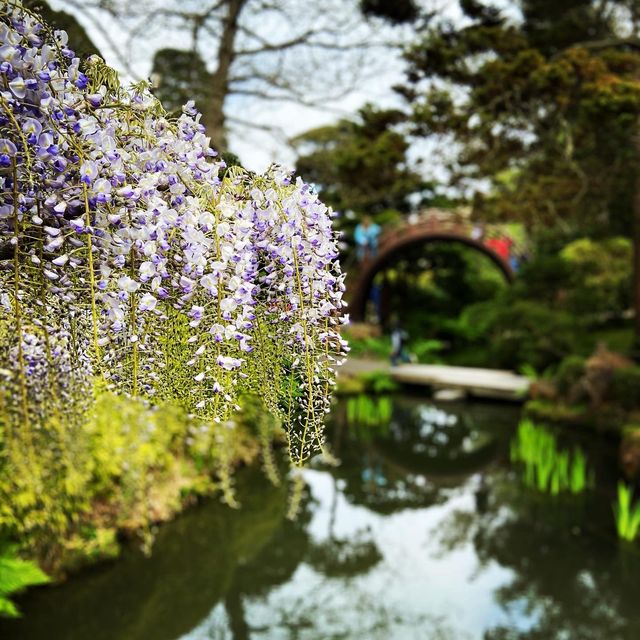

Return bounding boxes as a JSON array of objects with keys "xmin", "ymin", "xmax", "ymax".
[{"xmin": 0, "ymin": 0, "xmax": 348, "ymax": 467}]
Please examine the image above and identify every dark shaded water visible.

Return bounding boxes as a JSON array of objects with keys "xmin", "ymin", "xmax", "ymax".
[{"xmin": 2, "ymin": 395, "xmax": 640, "ymax": 640}]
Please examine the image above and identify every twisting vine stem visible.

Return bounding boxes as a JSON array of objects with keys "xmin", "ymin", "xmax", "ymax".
[{"xmin": 83, "ymin": 184, "xmax": 101, "ymax": 365}]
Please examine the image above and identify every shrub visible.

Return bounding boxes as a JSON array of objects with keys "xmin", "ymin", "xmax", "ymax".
[
  {"xmin": 448, "ymin": 299, "xmax": 503, "ymax": 342},
  {"xmin": 609, "ymin": 367, "xmax": 640, "ymax": 411},
  {"xmin": 0, "ymin": 387, "xmax": 190, "ymax": 554},
  {"xmin": 486, "ymin": 301, "xmax": 582, "ymax": 371},
  {"xmin": 86, "ymin": 391, "xmax": 189, "ymax": 499},
  {"xmin": 514, "ymin": 254, "xmax": 572, "ymax": 304},
  {"xmin": 560, "ymin": 237, "xmax": 632, "ymax": 316},
  {"xmin": 555, "ymin": 355, "xmax": 587, "ymax": 396}
]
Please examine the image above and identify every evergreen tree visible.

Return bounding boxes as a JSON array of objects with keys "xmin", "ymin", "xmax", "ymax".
[
  {"xmin": 398, "ymin": 0, "xmax": 640, "ymax": 338},
  {"xmin": 293, "ymin": 105, "xmax": 429, "ymax": 233}
]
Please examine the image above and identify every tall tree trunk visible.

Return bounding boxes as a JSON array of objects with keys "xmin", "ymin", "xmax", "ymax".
[
  {"xmin": 633, "ymin": 114, "xmax": 640, "ymax": 351},
  {"xmin": 224, "ymin": 589, "xmax": 250, "ymax": 640},
  {"xmin": 203, "ymin": 0, "xmax": 245, "ymax": 150},
  {"xmin": 634, "ymin": 148, "xmax": 640, "ymax": 347}
]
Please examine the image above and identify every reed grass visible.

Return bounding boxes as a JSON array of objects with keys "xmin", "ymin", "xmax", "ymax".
[
  {"xmin": 510, "ymin": 419, "xmax": 592, "ymax": 495},
  {"xmin": 613, "ymin": 482, "xmax": 640, "ymax": 542},
  {"xmin": 346, "ymin": 395, "xmax": 393, "ymax": 428}
]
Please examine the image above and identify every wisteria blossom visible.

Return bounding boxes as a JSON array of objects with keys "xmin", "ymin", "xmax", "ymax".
[{"xmin": 0, "ymin": 0, "xmax": 348, "ymax": 467}]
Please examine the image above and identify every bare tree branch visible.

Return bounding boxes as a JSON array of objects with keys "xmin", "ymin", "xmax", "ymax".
[
  {"xmin": 55, "ymin": 0, "xmax": 402, "ymax": 156},
  {"xmin": 235, "ymin": 29, "xmax": 315, "ymax": 56},
  {"xmin": 60, "ymin": 0, "xmax": 142, "ymax": 79}
]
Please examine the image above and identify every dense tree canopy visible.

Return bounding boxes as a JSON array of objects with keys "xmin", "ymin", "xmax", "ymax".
[
  {"xmin": 293, "ymin": 105, "xmax": 430, "ymax": 234},
  {"xmin": 399, "ymin": 0, "xmax": 640, "ymax": 238}
]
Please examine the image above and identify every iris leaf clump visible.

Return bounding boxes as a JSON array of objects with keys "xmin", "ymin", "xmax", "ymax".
[
  {"xmin": 613, "ymin": 482, "xmax": 640, "ymax": 542},
  {"xmin": 510, "ymin": 419, "xmax": 592, "ymax": 495}
]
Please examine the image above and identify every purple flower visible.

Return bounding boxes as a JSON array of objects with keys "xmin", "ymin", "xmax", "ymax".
[
  {"xmin": 75, "ymin": 72, "xmax": 89, "ymax": 89},
  {"xmin": 22, "ymin": 118, "xmax": 43, "ymax": 142},
  {"xmin": 80, "ymin": 160, "xmax": 98, "ymax": 184},
  {"xmin": 0, "ymin": 138, "xmax": 17, "ymax": 158},
  {"xmin": 188, "ymin": 305, "xmax": 204, "ymax": 320},
  {"xmin": 0, "ymin": 5, "xmax": 348, "ymax": 468}
]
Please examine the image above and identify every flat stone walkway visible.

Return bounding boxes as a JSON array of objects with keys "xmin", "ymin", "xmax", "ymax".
[{"xmin": 339, "ymin": 358, "xmax": 390, "ymax": 375}]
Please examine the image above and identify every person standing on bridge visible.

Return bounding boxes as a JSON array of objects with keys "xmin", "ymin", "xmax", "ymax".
[
  {"xmin": 390, "ymin": 320, "xmax": 410, "ymax": 367},
  {"xmin": 471, "ymin": 224, "xmax": 484, "ymax": 242},
  {"xmin": 486, "ymin": 233, "xmax": 513, "ymax": 261},
  {"xmin": 354, "ymin": 215, "xmax": 381, "ymax": 262}
]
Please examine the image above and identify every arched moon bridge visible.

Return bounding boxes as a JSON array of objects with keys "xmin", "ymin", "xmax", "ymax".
[{"xmin": 347, "ymin": 210, "xmax": 515, "ymax": 322}]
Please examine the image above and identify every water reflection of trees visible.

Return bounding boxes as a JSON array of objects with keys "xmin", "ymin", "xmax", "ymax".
[
  {"xmin": 204, "ymin": 485, "xmax": 442, "ymax": 640},
  {"xmin": 0, "ymin": 465, "xmax": 297, "ymax": 640},
  {"xmin": 238, "ymin": 590, "xmax": 460, "ymax": 640},
  {"xmin": 330, "ymin": 394, "xmax": 640, "ymax": 639},
  {"xmin": 326, "ymin": 395, "xmax": 518, "ymax": 515},
  {"xmin": 432, "ymin": 473, "xmax": 640, "ymax": 640},
  {"xmin": 7, "ymin": 395, "xmax": 637, "ymax": 640}
]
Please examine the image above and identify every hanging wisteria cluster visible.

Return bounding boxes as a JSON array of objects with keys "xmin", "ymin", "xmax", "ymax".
[{"xmin": 0, "ymin": 0, "xmax": 348, "ymax": 467}]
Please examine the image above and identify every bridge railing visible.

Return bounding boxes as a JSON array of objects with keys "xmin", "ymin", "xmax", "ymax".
[{"xmin": 376, "ymin": 211, "xmax": 473, "ymax": 253}]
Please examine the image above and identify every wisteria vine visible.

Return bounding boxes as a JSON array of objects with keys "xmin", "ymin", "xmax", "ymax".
[{"xmin": 0, "ymin": 0, "xmax": 348, "ymax": 470}]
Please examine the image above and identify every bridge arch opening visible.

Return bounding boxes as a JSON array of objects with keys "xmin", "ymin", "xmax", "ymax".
[{"xmin": 349, "ymin": 230, "xmax": 515, "ymax": 325}]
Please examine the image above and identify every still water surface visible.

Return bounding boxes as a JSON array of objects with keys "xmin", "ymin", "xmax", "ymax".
[{"xmin": 2, "ymin": 395, "xmax": 640, "ymax": 640}]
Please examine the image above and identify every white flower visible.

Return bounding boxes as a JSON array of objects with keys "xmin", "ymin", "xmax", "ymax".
[
  {"xmin": 139, "ymin": 293, "xmax": 157, "ymax": 311},
  {"xmin": 139, "ymin": 261, "xmax": 155, "ymax": 278},
  {"xmin": 117, "ymin": 275, "xmax": 140, "ymax": 293}
]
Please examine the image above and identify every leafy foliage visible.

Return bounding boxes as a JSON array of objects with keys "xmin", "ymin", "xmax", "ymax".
[
  {"xmin": 293, "ymin": 105, "xmax": 427, "ymax": 231},
  {"xmin": 0, "ymin": 542, "xmax": 49, "ymax": 617},
  {"xmin": 479, "ymin": 300, "xmax": 582, "ymax": 371},
  {"xmin": 560, "ymin": 238, "xmax": 632, "ymax": 315},
  {"xmin": 437, "ymin": 234, "xmax": 633, "ymax": 371},
  {"xmin": 400, "ymin": 0, "xmax": 640, "ymax": 241},
  {"xmin": 372, "ymin": 241, "xmax": 508, "ymax": 339},
  {"xmin": 0, "ymin": 383, "xmax": 255, "ymax": 559}
]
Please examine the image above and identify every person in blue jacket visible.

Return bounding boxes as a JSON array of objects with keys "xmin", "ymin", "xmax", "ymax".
[{"xmin": 354, "ymin": 215, "xmax": 381, "ymax": 262}]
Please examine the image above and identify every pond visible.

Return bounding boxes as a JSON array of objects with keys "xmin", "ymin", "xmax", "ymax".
[{"xmin": 2, "ymin": 394, "xmax": 640, "ymax": 640}]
